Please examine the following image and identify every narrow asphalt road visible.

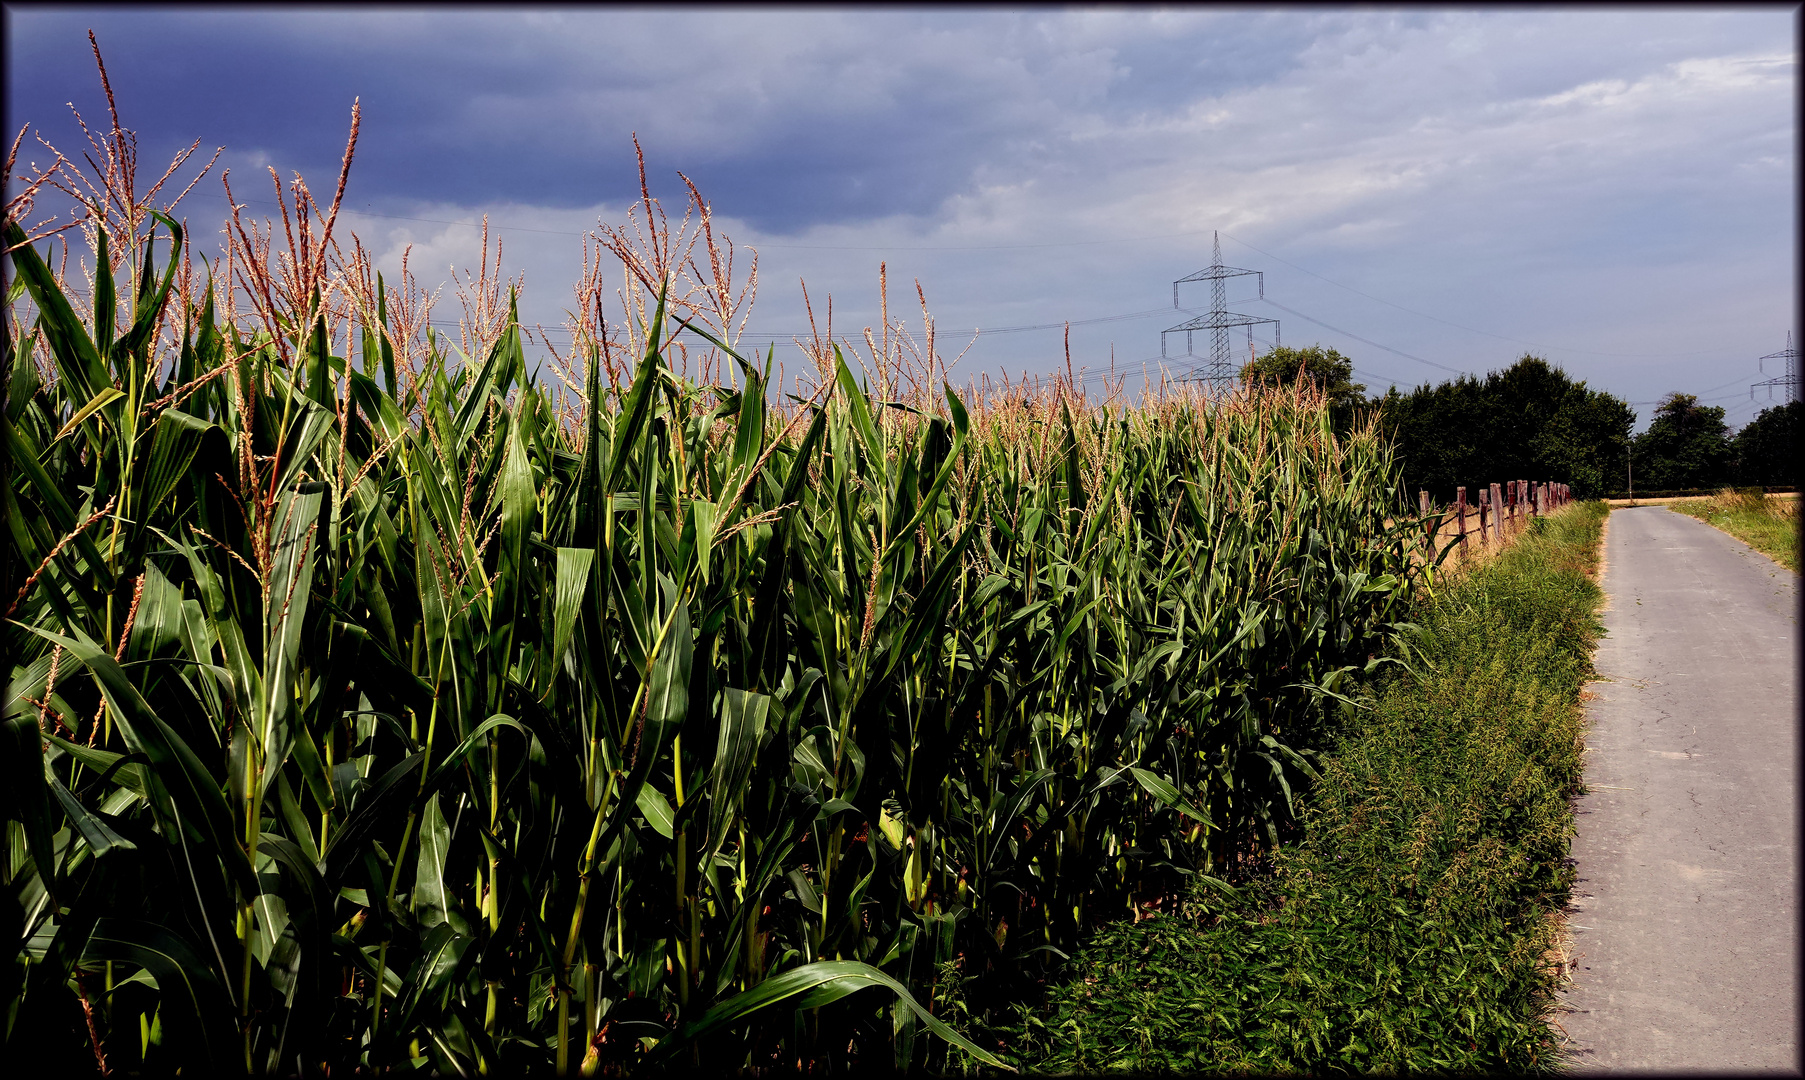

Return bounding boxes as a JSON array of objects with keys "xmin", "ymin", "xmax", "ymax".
[{"xmin": 1558, "ymin": 506, "xmax": 1799, "ymax": 1072}]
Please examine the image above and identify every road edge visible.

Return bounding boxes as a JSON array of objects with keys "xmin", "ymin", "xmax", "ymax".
[{"xmin": 1550, "ymin": 503, "xmax": 1611, "ymax": 1068}]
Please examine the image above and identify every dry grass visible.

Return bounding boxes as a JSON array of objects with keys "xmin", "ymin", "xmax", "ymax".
[
  {"xmin": 1669, "ymin": 488, "xmax": 1800, "ymax": 573},
  {"xmin": 1604, "ymin": 491, "xmax": 1799, "ymax": 508},
  {"xmin": 1401, "ymin": 497, "xmax": 1583, "ymax": 582}
]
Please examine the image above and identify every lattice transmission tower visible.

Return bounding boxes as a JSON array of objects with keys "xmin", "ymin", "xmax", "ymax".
[
  {"xmin": 1750, "ymin": 332, "xmax": 1798, "ymax": 404},
  {"xmin": 1163, "ymin": 231, "xmax": 1280, "ymax": 386}
]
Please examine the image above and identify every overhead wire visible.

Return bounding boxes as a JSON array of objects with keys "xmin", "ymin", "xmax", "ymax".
[
  {"xmin": 1217, "ymin": 230, "xmax": 1731, "ymax": 360},
  {"xmin": 28, "ymin": 190, "xmax": 1776, "ymax": 410},
  {"xmin": 1255, "ymin": 298, "xmax": 1469, "ymax": 376}
]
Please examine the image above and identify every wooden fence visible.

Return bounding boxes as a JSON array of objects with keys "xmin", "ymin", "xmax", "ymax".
[{"xmin": 1417, "ymin": 480, "xmax": 1574, "ymax": 556}]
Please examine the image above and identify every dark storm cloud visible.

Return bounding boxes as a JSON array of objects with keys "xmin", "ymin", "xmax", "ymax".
[{"xmin": 6, "ymin": 8, "xmax": 1309, "ymax": 231}]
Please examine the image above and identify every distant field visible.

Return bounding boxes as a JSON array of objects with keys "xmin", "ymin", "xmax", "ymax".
[
  {"xmin": 1604, "ymin": 492, "xmax": 1799, "ymax": 509},
  {"xmin": 1602, "ymin": 487, "xmax": 1797, "ymax": 503}
]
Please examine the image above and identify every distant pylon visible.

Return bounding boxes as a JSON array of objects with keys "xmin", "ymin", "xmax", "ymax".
[
  {"xmin": 1163, "ymin": 231, "xmax": 1280, "ymax": 386},
  {"xmin": 1751, "ymin": 332, "xmax": 1798, "ymax": 403}
]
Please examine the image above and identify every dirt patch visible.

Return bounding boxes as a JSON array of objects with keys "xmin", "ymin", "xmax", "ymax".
[
  {"xmin": 1592, "ymin": 512, "xmax": 1611, "ymax": 607},
  {"xmin": 1549, "ymin": 507, "xmax": 1612, "ymax": 1066}
]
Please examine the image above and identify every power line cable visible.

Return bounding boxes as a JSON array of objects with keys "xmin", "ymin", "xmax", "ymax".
[
  {"xmin": 1218, "ymin": 230, "xmax": 1729, "ymax": 360},
  {"xmin": 1255, "ymin": 298, "xmax": 1469, "ymax": 376},
  {"xmin": 1623, "ymin": 375, "xmax": 1766, "ymax": 406},
  {"xmin": 28, "ymin": 189, "xmax": 1758, "ymax": 367}
]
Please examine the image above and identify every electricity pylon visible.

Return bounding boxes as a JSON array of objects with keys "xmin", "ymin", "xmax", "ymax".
[
  {"xmin": 1751, "ymin": 332, "xmax": 1798, "ymax": 404},
  {"xmin": 1163, "ymin": 231, "xmax": 1280, "ymax": 386}
]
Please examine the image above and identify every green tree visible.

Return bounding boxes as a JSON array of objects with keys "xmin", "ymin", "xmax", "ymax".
[
  {"xmin": 1241, "ymin": 344, "xmax": 1367, "ymax": 430},
  {"xmin": 1371, "ymin": 375, "xmax": 1490, "ymax": 496},
  {"xmin": 1632, "ymin": 392, "xmax": 1733, "ymax": 490},
  {"xmin": 1376, "ymin": 355, "xmax": 1633, "ymax": 500},
  {"xmin": 1733, "ymin": 400, "xmax": 1800, "ymax": 487},
  {"xmin": 1532, "ymin": 382, "xmax": 1637, "ymax": 499}
]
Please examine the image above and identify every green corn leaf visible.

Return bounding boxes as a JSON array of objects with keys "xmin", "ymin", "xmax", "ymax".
[
  {"xmin": 274, "ymin": 773, "xmax": 322, "ymax": 865},
  {"xmin": 1129, "ymin": 766, "xmax": 1208, "ymax": 824},
  {"xmin": 259, "ymin": 484, "xmax": 326, "ymax": 789},
  {"xmin": 833, "ymin": 346, "xmax": 885, "ymax": 478},
  {"xmin": 21, "ymin": 625, "xmax": 252, "ymax": 890},
  {"xmin": 418, "ymin": 714, "xmax": 532, "ymax": 799},
  {"xmin": 2, "ymin": 716, "xmax": 60, "ymax": 902},
  {"xmin": 47, "ymin": 771, "xmax": 136, "ymax": 857},
  {"xmin": 321, "ymin": 751, "xmax": 425, "ymax": 890},
  {"xmin": 137, "ymin": 410, "xmax": 212, "ymax": 527},
  {"xmin": 492, "ymin": 412, "xmax": 537, "ymax": 648},
  {"xmin": 451, "ymin": 316, "xmax": 517, "ymax": 448},
  {"xmin": 303, "ymin": 302, "xmax": 332, "ymax": 409},
  {"xmin": 112, "ymin": 213, "xmax": 185, "ymax": 368},
  {"xmin": 6, "ymin": 649, "xmax": 72, "ymax": 720},
  {"xmin": 412, "ymin": 792, "xmax": 453, "ymax": 927},
  {"xmin": 983, "ymin": 768, "xmax": 1055, "ymax": 872},
  {"xmin": 635, "ymin": 784, "xmax": 675, "ymax": 839},
  {"xmin": 270, "ymin": 400, "xmax": 337, "ymax": 496},
  {"xmin": 348, "ymin": 369, "xmax": 407, "ymax": 443},
  {"xmin": 176, "ymin": 535, "xmax": 257, "ymax": 721},
  {"xmin": 606, "ymin": 339, "xmax": 661, "ymax": 493},
  {"xmin": 2, "ymin": 221, "xmax": 108, "ymax": 401},
  {"xmin": 548, "ymin": 546, "xmax": 596, "ymax": 685},
  {"xmin": 82, "ymin": 917, "xmax": 232, "ymax": 1068},
  {"xmin": 42, "ymin": 732, "xmax": 148, "ymax": 797},
  {"xmin": 610, "ymin": 602, "xmax": 691, "ymax": 846},
  {"xmin": 651, "ymin": 959, "xmax": 1010, "ymax": 1069},
  {"xmin": 705, "ymin": 687, "xmax": 770, "ymax": 858},
  {"xmin": 728, "ymin": 350, "xmax": 767, "ymax": 476},
  {"xmin": 121, "ymin": 561, "xmax": 188, "ymax": 665},
  {"xmin": 2, "ymin": 414, "xmax": 115, "ymax": 589},
  {"xmin": 51, "ymin": 385, "xmax": 125, "ymax": 442},
  {"xmin": 677, "ymin": 496, "xmax": 719, "ymax": 589}
]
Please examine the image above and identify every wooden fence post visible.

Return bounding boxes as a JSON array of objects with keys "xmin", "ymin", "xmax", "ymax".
[
  {"xmin": 1456, "ymin": 486, "xmax": 1468, "ymax": 551},
  {"xmin": 1491, "ymin": 483, "xmax": 1503, "ymax": 536},
  {"xmin": 1478, "ymin": 487, "xmax": 1490, "ymax": 546}
]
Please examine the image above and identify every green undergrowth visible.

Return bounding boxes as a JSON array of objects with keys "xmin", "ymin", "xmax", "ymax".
[
  {"xmin": 991, "ymin": 502, "xmax": 1607, "ymax": 1074},
  {"xmin": 1669, "ymin": 488, "xmax": 1799, "ymax": 573}
]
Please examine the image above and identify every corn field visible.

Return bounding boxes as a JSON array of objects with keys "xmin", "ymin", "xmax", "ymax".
[{"xmin": 3, "ymin": 86, "xmax": 1427, "ymax": 1076}]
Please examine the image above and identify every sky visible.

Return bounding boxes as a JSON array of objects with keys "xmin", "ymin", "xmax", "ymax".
[{"xmin": 5, "ymin": 6, "xmax": 1798, "ymax": 430}]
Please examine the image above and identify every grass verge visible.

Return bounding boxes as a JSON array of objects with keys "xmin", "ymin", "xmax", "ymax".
[
  {"xmin": 1667, "ymin": 488, "xmax": 1800, "ymax": 573},
  {"xmin": 992, "ymin": 502, "xmax": 1608, "ymax": 1074}
]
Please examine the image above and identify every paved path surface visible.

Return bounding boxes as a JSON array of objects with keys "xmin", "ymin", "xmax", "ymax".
[{"xmin": 1558, "ymin": 506, "xmax": 1799, "ymax": 1072}]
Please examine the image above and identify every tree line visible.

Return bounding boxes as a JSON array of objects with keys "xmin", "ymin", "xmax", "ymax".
[{"xmin": 1241, "ymin": 345, "xmax": 1799, "ymax": 500}]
